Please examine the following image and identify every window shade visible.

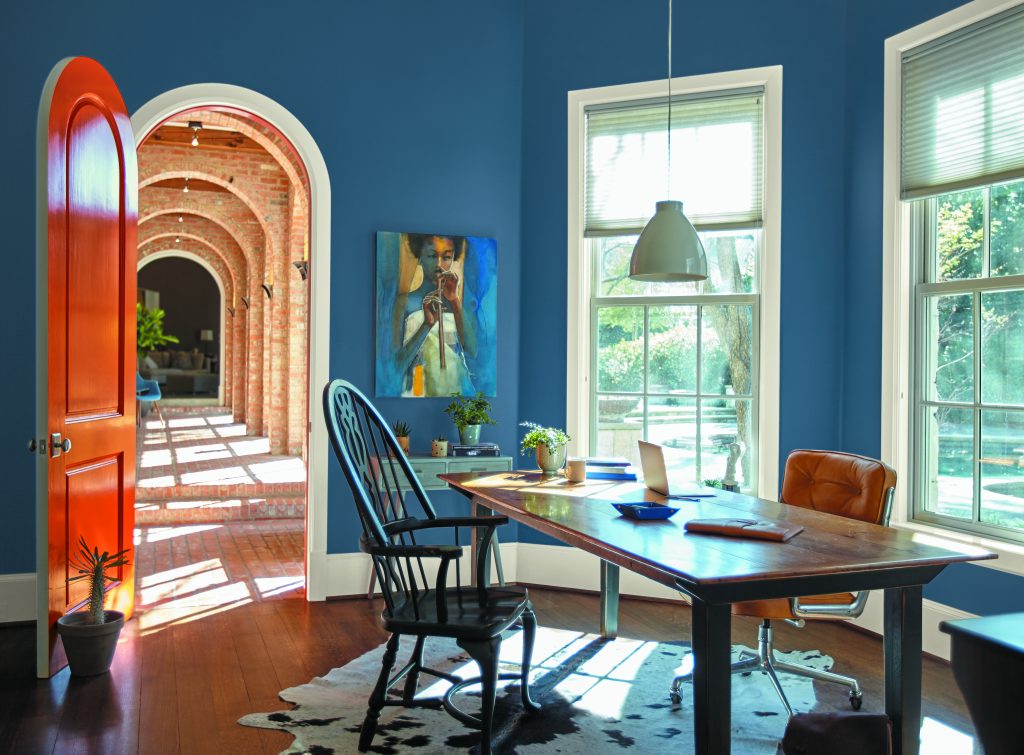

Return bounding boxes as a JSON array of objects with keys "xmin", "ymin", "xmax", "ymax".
[
  {"xmin": 902, "ymin": 7, "xmax": 1024, "ymax": 199},
  {"xmin": 585, "ymin": 90, "xmax": 763, "ymax": 237}
]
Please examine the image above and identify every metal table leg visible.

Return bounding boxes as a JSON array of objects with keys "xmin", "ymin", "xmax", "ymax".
[
  {"xmin": 885, "ymin": 585, "xmax": 923, "ymax": 755},
  {"xmin": 690, "ymin": 598, "xmax": 731, "ymax": 754},
  {"xmin": 600, "ymin": 560, "xmax": 620, "ymax": 639}
]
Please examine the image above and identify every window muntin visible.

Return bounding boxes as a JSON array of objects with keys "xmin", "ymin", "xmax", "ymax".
[{"xmin": 913, "ymin": 181, "xmax": 1024, "ymax": 539}]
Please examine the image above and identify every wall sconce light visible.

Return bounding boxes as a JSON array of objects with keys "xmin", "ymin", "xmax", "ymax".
[
  {"xmin": 241, "ymin": 296, "xmax": 250, "ymax": 310},
  {"xmin": 178, "ymin": 215, "xmax": 184, "ymax": 223},
  {"xmin": 183, "ymin": 177, "xmax": 190, "ymax": 194},
  {"xmin": 174, "ymin": 236, "xmax": 180, "ymax": 244},
  {"xmin": 188, "ymin": 120, "xmax": 203, "ymax": 147},
  {"xmin": 293, "ymin": 260, "xmax": 309, "ymax": 281},
  {"xmin": 262, "ymin": 283, "xmax": 274, "ymax": 299}
]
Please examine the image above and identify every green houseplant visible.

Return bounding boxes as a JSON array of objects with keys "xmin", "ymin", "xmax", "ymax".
[
  {"xmin": 444, "ymin": 392, "xmax": 496, "ymax": 445},
  {"xmin": 56, "ymin": 537, "xmax": 131, "ymax": 676},
  {"xmin": 136, "ymin": 302, "xmax": 179, "ymax": 363},
  {"xmin": 520, "ymin": 421, "xmax": 571, "ymax": 476},
  {"xmin": 392, "ymin": 421, "xmax": 411, "ymax": 454}
]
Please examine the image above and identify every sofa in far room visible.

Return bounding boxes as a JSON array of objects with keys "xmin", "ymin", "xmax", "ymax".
[{"xmin": 142, "ymin": 349, "xmax": 219, "ymax": 396}]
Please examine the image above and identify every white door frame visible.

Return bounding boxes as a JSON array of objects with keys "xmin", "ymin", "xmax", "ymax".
[
  {"xmin": 131, "ymin": 84, "xmax": 333, "ymax": 600},
  {"xmin": 139, "ymin": 250, "xmax": 228, "ymax": 404}
]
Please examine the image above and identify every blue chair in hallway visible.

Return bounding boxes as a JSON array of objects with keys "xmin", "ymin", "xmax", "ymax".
[
  {"xmin": 136, "ymin": 372, "xmax": 162, "ymax": 425},
  {"xmin": 323, "ymin": 378, "xmax": 539, "ymax": 755}
]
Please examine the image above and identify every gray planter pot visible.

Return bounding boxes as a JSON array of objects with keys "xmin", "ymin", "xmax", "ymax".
[
  {"xmin": 536, "ymin": 444, "xmax": 567, "ymax": 475},
  {"xmin": 56, "ymin": 610, "xmax": 125, "ymax": 676},
  {"xmin": 459, "ymin": 424, "xmax": 482, "ymax": 445}
]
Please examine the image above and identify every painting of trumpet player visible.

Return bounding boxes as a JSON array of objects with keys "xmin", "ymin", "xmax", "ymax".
[{"xmin": 376, "ymin": 231, "xmax": 497, "ymax": 397}]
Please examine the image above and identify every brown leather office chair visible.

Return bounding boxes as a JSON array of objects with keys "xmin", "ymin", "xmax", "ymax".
[{"xmin": 670, "ymin": 449, "xmax": 897, "ymax": 715}]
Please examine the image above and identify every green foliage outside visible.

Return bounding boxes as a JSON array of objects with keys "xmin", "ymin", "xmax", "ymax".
[{"xmin": 136, "ymin": 303, "xmax": 179, "ymax": 361}]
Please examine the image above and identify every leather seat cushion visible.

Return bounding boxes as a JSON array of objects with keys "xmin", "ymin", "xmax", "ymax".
[
  {"xmin": 781, "ymin": 449, "xmax": 896, "ymax": 524},
  {"xmin": 733, "ymin": 592, "xmax": 857, "ymax": 620}
]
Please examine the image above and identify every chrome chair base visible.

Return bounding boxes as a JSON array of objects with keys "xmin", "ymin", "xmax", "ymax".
[{"xmin": 669, "ymin": 619, "xmax": 863, "ymax": 715}]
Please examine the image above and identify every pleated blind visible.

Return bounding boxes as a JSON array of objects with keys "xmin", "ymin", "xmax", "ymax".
[
  {"xmin": 584, "ymin": 89, "xmax": 764, "ymax": 237},
  {"xmin": 902, "ymin": 6, "xmax": 1024, "ymax": 199}
]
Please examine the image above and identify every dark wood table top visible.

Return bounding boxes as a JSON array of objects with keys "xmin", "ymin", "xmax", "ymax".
[{"xmin": 441, "ymin": 471, "xmax": 996, "ymax": 591}]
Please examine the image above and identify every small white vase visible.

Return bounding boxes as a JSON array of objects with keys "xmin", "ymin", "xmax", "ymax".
[{"xmin": 536, "ymin": 444, "xmax": 567, "ymax": 475}]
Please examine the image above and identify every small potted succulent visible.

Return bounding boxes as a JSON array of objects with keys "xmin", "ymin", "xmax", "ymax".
[
  {"xmin": 444, "ymin": 392, "xmax": 496, "ymax": 445},
  {"xmin": 431, "ymin": 435, "xmax": 449, "ymax": 458},
  {"xmin": 520, "ymin": 421, "xmax": 571, "ymax": 476},
  {"xmin": 392, "ymin": 421, "xmax": 411, "ymax": 454},
  {"xmin": 56, "ymin": 537, "xmax": 131, "ymax": 676}
]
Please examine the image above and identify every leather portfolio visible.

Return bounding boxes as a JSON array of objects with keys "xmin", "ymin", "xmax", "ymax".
[{"xmin": 683, "ymin": 517, "xmax": 804, "ymax": 542}]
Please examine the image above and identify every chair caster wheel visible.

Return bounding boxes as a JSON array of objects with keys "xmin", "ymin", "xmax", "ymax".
[
  {"xmin": 669, "ymin": 692, "xmax": 682, "ymax": 707},
  {"xmin": 849, "ymin": 692, "xmax": 863, "ymax": 710}
]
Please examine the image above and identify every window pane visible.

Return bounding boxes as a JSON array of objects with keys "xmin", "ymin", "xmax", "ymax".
[
  {"xmin": 700, "ymin": 399, "xmax": 753, "ymax": 489},
  {"xmin": 595, "ymin": 395, "xmax": 644, "ymax": 466},
  {"xmin": 923, "ymin": 294, "xmax": 974, "ymax": 403},
  {"xmin": 980, "ymin": 410, "xmax": 1024, "ymax": 531},
  {"xmin": 981, "ymin": 289, "xmax": 1024, "ymax": 406},
  {"xmin": 647, "ymin": 306, "xmax": 697, "ymax": 394},
  {"xmin": 647, "ymin": 396, "xmax": 698, "ymax": 482},
  {"xmin": 702, "ymin": 230, "xmax": 758, "ymax": 294},
  {"xmin": 990, "ymin": 180, "xmax": 1024, "ymax": 277},
  {"xmin": 702, "ymin": 305, "xmax": 754, "ymax": 396},
  {"xmin": 921, "ymin": 406, "xmax": 973, "ymax": 520},
  {"xmin": 935, "ymin": 189, "xmax": 984, "ymax": 281},
  {"xmin": 597, "ymin": 307, "xmax": 644, "ymax": 392},
  {"xmin": 595, "ymin": 236, "xmax": 646, "ymax": 296}
]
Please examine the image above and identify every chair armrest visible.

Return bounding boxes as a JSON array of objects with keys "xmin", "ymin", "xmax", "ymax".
[
  {"xmin": 384, "ymin": 516, "xmax": 510, "ymax": 536},
  {"xmin": 789, "ymin": 590, "xmax": 869, "ymax": 619}
]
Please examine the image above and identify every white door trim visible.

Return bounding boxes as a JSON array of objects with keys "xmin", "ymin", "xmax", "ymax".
[
  {"xmin": 131, "ymin": 84, "xmax": 333, "ymax": 600},
  {"xmin": 139, "ymin": 249, "xmax": 227, "ymax": 404}
]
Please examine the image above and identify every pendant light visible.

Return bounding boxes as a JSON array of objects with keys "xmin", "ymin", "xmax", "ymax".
[{"xmin": 628, "ymin": 0, "xmax": 707, "ymax": 282}]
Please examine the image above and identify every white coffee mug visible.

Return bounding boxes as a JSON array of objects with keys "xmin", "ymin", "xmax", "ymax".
[{"xmin": 566, "ymin": 458, "xmax": 587, "ymax": 483}]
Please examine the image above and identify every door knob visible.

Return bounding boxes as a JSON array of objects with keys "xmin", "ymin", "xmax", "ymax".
[
  {"xmin": 60, "ymin": 437, "xmax": 72, "ymax": 454},
  {"xmin": 49, "ymin": 433, "xmax": 72, "ymax": 458}
]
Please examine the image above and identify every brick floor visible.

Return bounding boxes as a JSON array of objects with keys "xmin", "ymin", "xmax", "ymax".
[
  {"xmin": 133, "ymin": 519, "xmax": 305, "ymax": 628},
  {"xmin": 136, "ymin": 406, "xmax": 306, "ymax": 523}
]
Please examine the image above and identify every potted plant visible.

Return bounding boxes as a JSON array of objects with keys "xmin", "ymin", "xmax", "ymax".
[
  {"xmin": 56, "ymin": 537, "xmax": 130, "ymax": 676},
  {"xmin": 520, "ymin": 421, "xmax": 571, "ymax": 476},
  {"xmin": 444, "ymin": 392, "xmax": 496, "ymax": 445},
  {"xmin": 392, "ymin": 421, "xmax": 411, "ymax": 454},
  {"xmin": 431, "ymin": 435, "xmax": 449, "ymax": 458},
  {"xmin": 136, "ymin": 302, "xmax": 179, "ymax": 363}
]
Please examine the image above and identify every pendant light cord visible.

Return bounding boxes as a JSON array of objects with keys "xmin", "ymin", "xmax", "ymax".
[{"xmin": 667, "ymin": 0, "xmax": 673, "ymax": 199}]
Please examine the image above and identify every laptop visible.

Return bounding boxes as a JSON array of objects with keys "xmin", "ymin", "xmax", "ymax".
[{"xmin": 637, "ymin": 440, "xmax": 716, "ymax": 498}]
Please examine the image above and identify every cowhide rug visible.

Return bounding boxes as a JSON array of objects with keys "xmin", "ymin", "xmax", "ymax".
[{"xmin": 239, "ymin": 626, "xmax": 834, "ymax": 754}]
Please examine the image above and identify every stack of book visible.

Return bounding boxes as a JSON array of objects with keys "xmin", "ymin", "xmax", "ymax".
[
  {"xmin": 451, "ymin": 442, "xmax": 501, "ymax": 457},
  {"xmin": 585, "ymin": 457, "xmax": 638, "ymax": 481}
]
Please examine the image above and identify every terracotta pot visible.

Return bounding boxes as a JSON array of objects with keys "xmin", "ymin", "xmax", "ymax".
[
  {"xmin": 56, "ymin": 610, "xmax": 125, "ymax": 676},
  {"xmin": 396, "ymin": 436, "xmax": 410, "ymax": 454}
]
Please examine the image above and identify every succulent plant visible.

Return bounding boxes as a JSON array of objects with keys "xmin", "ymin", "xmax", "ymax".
[
  {"xmin": 67, "ymin": 536, "xmax": 130, "ymax": 625},
  {"xmin": 392, "ymin": 421, "xmax": 411, "ymax": 437}
]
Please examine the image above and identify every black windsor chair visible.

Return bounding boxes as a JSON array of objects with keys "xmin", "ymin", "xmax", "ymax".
[{"xmin": 323, "ymin": 379, "xmax": 539, "ymax": 754}]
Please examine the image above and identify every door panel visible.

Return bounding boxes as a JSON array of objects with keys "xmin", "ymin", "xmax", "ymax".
[{"xmin": 37, "ymin": 57, "xmax": 137, "ymax": 678}]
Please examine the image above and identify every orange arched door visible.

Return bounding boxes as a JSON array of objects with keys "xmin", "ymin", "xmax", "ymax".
[{"xmin": 37, "ymin": 57, "xmax": 138, "ymax": 677}]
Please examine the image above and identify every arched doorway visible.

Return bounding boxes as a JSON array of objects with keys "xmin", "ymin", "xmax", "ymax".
[{"xmin": 132, "ymin": 85, "xmax": 332, "ymax": 601}]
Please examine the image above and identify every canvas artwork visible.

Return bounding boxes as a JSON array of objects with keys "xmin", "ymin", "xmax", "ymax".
[{"xmin": 376, "ymin": 232, "xmax": 497, "ymax": 397}]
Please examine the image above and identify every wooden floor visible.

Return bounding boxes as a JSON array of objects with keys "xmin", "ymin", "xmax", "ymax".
[{"xmin": 0, "ymin": 581, "xmax": 978, "ymax": 754}]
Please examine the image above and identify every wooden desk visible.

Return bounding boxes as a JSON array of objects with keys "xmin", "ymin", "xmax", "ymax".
[{"xmin": 441, "ymin": 471, "xmax": 995, "ymax": 755}]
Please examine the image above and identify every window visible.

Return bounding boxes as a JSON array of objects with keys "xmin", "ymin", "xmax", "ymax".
[
  {"xmin": 886, "ymin": 1, "xmax": 1024, "ymax": 546},
  {"xmin": 567, "ymin": 69, "xmax": 781, "ymax": 496}
]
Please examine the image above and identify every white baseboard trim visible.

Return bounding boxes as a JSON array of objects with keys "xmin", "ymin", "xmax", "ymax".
[
  {"xmin": 0, "ymin": 573, "xmax": 36, "ymax": 623},
  {"xmin": 846, "ymin": 592, "xmax": 974, "ymax": 662}
]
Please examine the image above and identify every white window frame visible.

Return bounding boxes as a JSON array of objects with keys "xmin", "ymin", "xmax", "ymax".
[
  {"xmin": 882, "ymin": 0, "xmax": 1024, "ymax": 576},
  {"xmin": 566, "ymin": 66, "xmax": 782, "ymax": 498}
]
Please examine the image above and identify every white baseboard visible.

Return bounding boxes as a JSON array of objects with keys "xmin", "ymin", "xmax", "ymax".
[
  {"xmin": 315, "ymin": 543, "xmax": 971, "ymax": 662},
  {"xmin": 0, "ymin": 573, "xmax": 36, "ymax": 623}
]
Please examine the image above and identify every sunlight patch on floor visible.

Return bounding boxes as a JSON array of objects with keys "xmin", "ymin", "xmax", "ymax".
[
  {"xmin": 140, "ymin": 562, "xmax": 230, "ymax": 606},
  {"xmin": 175, "ymin": 442, "xmax": 231, "ymax": 463},
  {"xmin": 138, "ymin": 474, "xmax": 176, "ymax": 489},
  {"xmin": 167, "ymin": 417, "xmax": 210, "ymax": 429},
  {"xmin": 140, "ymin": 448, "xmax": 172, "ymax": 469},
  {"xmin": 920, "ymin": 717, "xmax": 975, "ymax": 755},
  {"xmin": 180, "ymin": 466, "xmax": 254, "ymax": 485},
  {"xmin": 215, "ymin": 425, "xmax": 248, "ymax": 438},
  {"xmin": 134, "ymin": 524, "xmax": 222, "ymax": 544},
  {"xmin": 228, "ymin": 438, "xmax": 271, "ymax": 456},
  {"xmin": 164, "ymin": 498, "xmax": 243, "ymax": 511},
  {"xmin": 254, "ymin": 576, "xmax": 305, "ymax": 598},
  {"xmin": 249, "ymin": 458, "xmax": 307, "ymax": 483}
]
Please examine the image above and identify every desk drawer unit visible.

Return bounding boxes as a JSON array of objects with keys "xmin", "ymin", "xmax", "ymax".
[{"xmin": 447, "ymin": 459, "xmax": 512, "ymax": 475}]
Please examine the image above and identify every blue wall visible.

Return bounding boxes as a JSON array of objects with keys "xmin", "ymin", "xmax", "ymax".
[
  {"xmin": 840, "ymin": 0, "xmax": 1024, "ymax": 615},
  {"xmin": 518, "ymin": 0, "xmax": 850, "ymax": 542},
  {"xmin": 0, "ymin": 0, "xmax": 524, "ymax": 571}
]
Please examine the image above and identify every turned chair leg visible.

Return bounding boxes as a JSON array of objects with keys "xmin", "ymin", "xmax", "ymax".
[
  {"xmin": 403, "ymin": 635, "xmax": 426, "ymax": 703},
  {"xmin": 360, "ymin": 633, "xmax": 400, "ymax": 752},
  {"xmin": 458, "ymin": 636, "xmax": 501, "ymax": 755},
  {"xmin": 520, "ymin": 606, "xmax": 540, "ymax": 713}
]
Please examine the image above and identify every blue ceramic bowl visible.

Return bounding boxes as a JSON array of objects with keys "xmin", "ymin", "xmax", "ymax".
[{"xmin": 612, "ymin": 502, "xmax": 680, "ymax": 520}]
